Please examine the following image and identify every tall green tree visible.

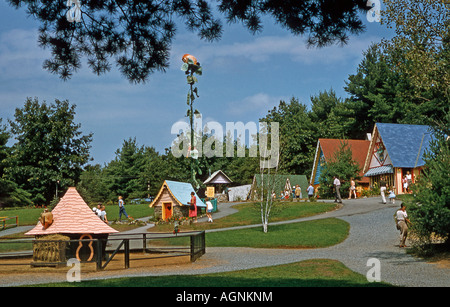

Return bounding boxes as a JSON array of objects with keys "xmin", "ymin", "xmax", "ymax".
[
  {"xmin": 343, "ymin": 41, "xmax": 448, "ymax": 137},
  {"xmin": 7, "ymin": 98, "xmax": 92, "ymax": 205},
  {"xmin": 141, "ymin": 146, "xmax": 178, "ymax": 197},
  {"xmin": 318, "ymin": 139, "xmax": 361, "ymax": 198},
  {"xmin": 77, "ymin": 164, "xmax": 109, "ymax": 204},
  {"xmin": 309, "ymin": 89, "xmax": 353, "ymax": 138},
  {"xmin": 0, "ymin": 118, "xmax": 32, "ymax": 207},
  {"xmin": 408, "ymin": 127, "xmax": 450, "ymax": 247},
  {"xmin": 343, "ymin": 44, "xmax": 401, "ymax": 138},
  {"xmin": 381, "ymin": 0, "xmax": 449, "ymax": 101},
  {"xmin": 103, "ymin": 137, "xmax": 147, "ymax": 200},
  {"xmin": 379, "ymin": 0, "xmax": 449, "ymax": 126},
  {"xmin": 261, "ymin": 97, "xmax": 317, "ymax": 175}
]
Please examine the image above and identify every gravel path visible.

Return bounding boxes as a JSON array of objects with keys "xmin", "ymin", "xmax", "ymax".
[{"xmin": 1, "ymin": 197, "xmax": 449, "ymax": 287}]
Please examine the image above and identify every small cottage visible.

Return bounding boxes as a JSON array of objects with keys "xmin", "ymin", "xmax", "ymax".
[
  {"xmin": 362, "ymin": 123, "xmax": 434, "ymax": 194},
  {"xmin": 203, "ymin": 170, "xmax": 233, "ymax": 186},
  {"xmin": 310, "ymin": 138, "xmax": 370, "ymax": 193},
  {"xmin": 203, "ymin": 170, "xmax": 233, "ymax": 202},
  {"xmin": 149, "ymin": 180, "xmax": 206, "ymax": 220},
  {"xmin": 25, "ymin": 187, "xmax": 118, "ymax": 263}
]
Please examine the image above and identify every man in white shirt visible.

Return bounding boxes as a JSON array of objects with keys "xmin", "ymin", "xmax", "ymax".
[
  {"xmin": 396, "ymin": 204, "xmax": 410, "ymax": 247},
  {"xmin": 307, "ymin": 183, "xmax": 315, "ymax": 202},
  {"xmin": 333, "ymin": 176, "xmax": 342, "ymax": 203}
]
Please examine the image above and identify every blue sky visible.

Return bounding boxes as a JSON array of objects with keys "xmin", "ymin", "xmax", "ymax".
[{"xmin": 0, "ymin": 1, "xmax": 394, "ymax": 165}]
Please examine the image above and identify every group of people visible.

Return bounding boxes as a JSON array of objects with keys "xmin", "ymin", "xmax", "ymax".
[
  {"xmin": 272, "ymin": 184, "xmax": 317, "ymax": 202},
  {"xmin": 379, "ymin": 177, "xmax": 398, "ymax": 205},
  {"xmin": 380, "ymin": 171, "xmax": 414, "ymax": 204},
  {"xmin": 92, "ymin": 204, "xmax": 108, "ymax": 223},
  {"xmin": 92, "ymin": 195, "xmax": 133, "ymax": 224},
  {"xmin": 333, "ymin": 177, "xmax": 360, "ymax": 203},
  {"xmin": 276, "ymin": 184, "xmax": 304, "ymax": 201},
  {"xmin": 402, "ymin": 171, "xmax": 413, "ymax": 193},
  {"xmin": 187, "ymin": 191, "xmax": 214, "ymax": 223}
]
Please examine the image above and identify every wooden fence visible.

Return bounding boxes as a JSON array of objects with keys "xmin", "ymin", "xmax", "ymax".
[
  {"xmin": 0, "ymin": 231, "xmax": 206, "ymax": 271},
  {"xmin": 0, "ymin": 216, "xmax": 18, "ymax": 230}
]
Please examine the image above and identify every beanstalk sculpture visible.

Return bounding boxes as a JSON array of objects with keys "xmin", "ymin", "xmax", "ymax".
[{"xmin": 181, "ymin": 54, "xmax": 203, "ymax": 189}]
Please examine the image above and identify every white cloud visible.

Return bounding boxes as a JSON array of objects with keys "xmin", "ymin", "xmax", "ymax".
[
  {"xmin": 0, "ymin": 28, "xmax": 49, "ymax": 77},
  {"xmin": 225, "ymin": 92, "xmax": 287, "ymax": 117}
]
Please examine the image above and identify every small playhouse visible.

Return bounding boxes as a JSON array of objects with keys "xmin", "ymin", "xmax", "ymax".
[
  {"xmin": 203, "ymin": 170, "xmax": 233, "ymax": 202},
  {"xmin": 150, "ymin": 180, "xmax": 206, "ymax": 221},
  {"xmin": 25, "ymin": 187, "xmax": 118, "ymax": 263}
]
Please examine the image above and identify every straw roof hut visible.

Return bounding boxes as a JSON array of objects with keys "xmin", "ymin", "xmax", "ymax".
[{"xmin": 26, "ymin": 187, "xmax": 117, "ymax": 262}]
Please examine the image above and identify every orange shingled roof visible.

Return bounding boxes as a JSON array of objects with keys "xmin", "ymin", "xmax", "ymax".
[
  {"xmin": 319, "ymin": 139, "xmax": 370, "ymax": 182},
  {"xmin": 25, "ymin": 187, "xmax": 118, "ymax": 236}
]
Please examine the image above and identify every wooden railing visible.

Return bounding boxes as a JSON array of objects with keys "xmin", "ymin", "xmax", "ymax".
[
  {"xmin": 0, "ymin": 216, "xmax": 18, "ymax": 230},
  {"xmin": 0, "ymin": 231, "xmax": 206, "ymax": 271}
]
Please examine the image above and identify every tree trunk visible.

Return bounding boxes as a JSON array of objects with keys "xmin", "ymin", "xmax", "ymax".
[{"xmin": 262, "ymin": 222, "xmax": 268, "ymax": 233}]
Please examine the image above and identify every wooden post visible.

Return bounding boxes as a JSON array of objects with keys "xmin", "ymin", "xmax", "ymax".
[
  {"xmin": 96, "ymin": 239, "xmax": 102, "ymax": 271},
  {"xmin": 124, "ymin": 239, "xmax": 130, "ymax": 269},
  {"xmin": 142, "ymin": 233, "xmax": 146, "ymax": 253}
]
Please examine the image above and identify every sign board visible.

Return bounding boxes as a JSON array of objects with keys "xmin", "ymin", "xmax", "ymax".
[{"xmin": 206, "ymin": 187, "xmax": 215, "ymax": 198}]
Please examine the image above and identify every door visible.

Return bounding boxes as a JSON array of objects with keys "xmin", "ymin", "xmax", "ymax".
[{"xmin": 162, "ymin": 202, "xmax": 173, "ymax": 221}]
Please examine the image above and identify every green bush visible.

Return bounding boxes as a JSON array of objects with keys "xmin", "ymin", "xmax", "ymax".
[{"xmin": 407, "ymin": 133, "xmax": 450, "ymax": 247}]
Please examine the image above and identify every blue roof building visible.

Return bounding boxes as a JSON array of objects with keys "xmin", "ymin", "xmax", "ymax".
[
  {"xmin": 363, "ymin": 123, "xmax": 434, "ymax": 194},
  {"xmin": 150, "ymin": 180, "xmax": 206, "ymax": 221}
]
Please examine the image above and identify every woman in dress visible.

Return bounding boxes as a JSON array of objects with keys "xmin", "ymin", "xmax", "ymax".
[
  {"xmin": 388, "ymin": 186, "xmax": 396, "ymax": 204},
  {"xmin": 188, "ymin": 191, "xmax": 197, "ymax": 223}
]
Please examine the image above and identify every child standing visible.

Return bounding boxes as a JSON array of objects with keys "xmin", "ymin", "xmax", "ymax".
[
  {"xmin": 205, "ymin": 198, "xmax": 214, "ymax": 223},
  {"xmin": 388, "ymin": 186, "xmax": 396, "ymax": 204}
]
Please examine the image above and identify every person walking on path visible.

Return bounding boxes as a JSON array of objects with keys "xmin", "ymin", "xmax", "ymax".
[
  {"xmin": 206, "ymin": 198, "xmax": 214, "ymax": 223},
  {"xmin": 333, "ymin": 176, "xmax": 342, "ymax": 203},
  {"xmin": 395, "ymin": 204, "xmax": 410, "ymax": 247},
  {"xmin": 118, "ymin": 196, "xmax": 132, "ymax": 222},
  {"xmin": 380, "ymin": 177, "xmax": 387, "ymax": 204}
]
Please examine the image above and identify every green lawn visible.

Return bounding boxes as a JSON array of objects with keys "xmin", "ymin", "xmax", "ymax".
[
  {"xmin": 29, "ymin": 259, "xmax": 392, "ymax": 287},
  {"xmin": 150, "ymin": 218, "xmax": 349, "ymax": 250},
  {"xmin": 151, "ymin": 201, "xmax": 338, "ymax": 232},
  {"xmin": 206, "ymin": 218, "xmax": 349, "ymax": 248}
]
